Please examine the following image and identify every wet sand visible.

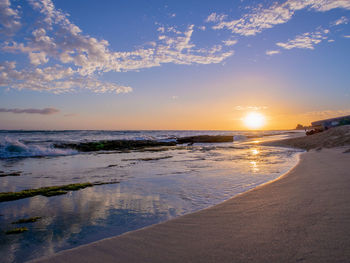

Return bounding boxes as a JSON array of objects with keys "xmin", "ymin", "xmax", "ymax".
[{"xmin": 33, "ymin": 146, "xmax": 350, "ymax": 263}]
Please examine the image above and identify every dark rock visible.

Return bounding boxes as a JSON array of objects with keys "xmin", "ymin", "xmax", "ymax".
[
  {"xmin": 0, "ymin": 172, "xmax": 21, "ymax": 177},
  {"xmin": 54, "ymin": 140, "xmax": 176, "ymax": 152},
  {"xmin": 176, "ymin": 135, "xmax": 233, "ymax": 144}
]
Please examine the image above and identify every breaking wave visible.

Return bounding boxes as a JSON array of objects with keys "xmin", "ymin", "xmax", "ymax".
[{"xmin": 0, "ymin": 137, "xmax": 77, "ymax": 158}]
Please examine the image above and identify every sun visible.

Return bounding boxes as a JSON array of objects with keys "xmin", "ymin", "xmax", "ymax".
[{"xmin": 243, "ymin": 112, "xmax": 266, "ymax": 129}]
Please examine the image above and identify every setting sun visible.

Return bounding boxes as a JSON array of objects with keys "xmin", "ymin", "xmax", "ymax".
[{"xmin": 243, "ymin": 112, "xmax": 266, "ymax": 129}]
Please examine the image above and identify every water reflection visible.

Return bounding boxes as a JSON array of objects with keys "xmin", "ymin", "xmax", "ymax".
[
  {"xmin": 251, "ymin": 149, "xmax": 259, "ymax": 155},
  {"xmin": 0, "ymin": 183, "xmax": 177, "ymax": 263},
  {"xmin": 250, "ymin": 161, "xmax": 259, "ymax": 173},
  {"xmin": 0, "ymin": 141, "xmax": 302, "ymax": 262}
]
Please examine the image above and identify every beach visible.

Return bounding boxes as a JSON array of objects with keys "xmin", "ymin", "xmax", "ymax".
[
  {"xmin": 2, "ymin": 0, "xmax": 350, "ymax": 262},
  {"xmin": 0, "ymin": 130, "xmax": 302, "ymax": 262},
  {"xmin": 33, "ymin": 128, "xmax": 350, "ymax": 262}
]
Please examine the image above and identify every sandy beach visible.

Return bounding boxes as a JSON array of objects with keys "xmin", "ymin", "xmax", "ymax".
[{"xmin": 33, "ymin": 129, "xmax": 350, "ymax": 262}]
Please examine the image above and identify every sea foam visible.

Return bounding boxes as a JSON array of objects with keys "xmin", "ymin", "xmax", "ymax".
[{"xmin": 0, "ymin": 137, "xmax": 77, "ymax": 158}]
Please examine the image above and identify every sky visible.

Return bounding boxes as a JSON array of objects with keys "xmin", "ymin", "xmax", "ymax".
[{"xmin": 0, "ymin": 0, "xmax": 349, "ymax": 130}]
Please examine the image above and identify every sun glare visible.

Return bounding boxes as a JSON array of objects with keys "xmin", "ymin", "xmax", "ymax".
[{"xmin": 243, "ymin": 112, "xmax": 266, "ymax": 129}]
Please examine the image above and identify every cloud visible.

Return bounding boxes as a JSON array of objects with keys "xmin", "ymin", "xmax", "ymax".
[
  {"xmin": 266, "ymin": 50, "xmax": 280, "ymax": 55},
  {"xmin": 223, "ymin": 39, "xmax": 238, "ymax": 46},
  {"xmin": 206, "ymin": 13, "xmax": 227, "ymax": 23},
  {"xmin": 234, "ymin": 106, "xmax": 268, "ymax": 111},
  {"xmin": 0, "ymin": 61, "xmax": 132, "ymax": 94},
  {"xmin": 344, "ymin": 35, "xmax": 350, "ymax": 38},
  {"xmin": 276, "ymin": 29, "xmax": 329, "ymax": 50},
  {"xmin": 208, "ymin": 0, "xmax": 350, "ymax": 36},
  {"xmin": 332, "ymin": 16, "xmax": 349, "ymax": 26},
  {"xmin": 0, "ymin": 0, "xmax": 234, "ymax": 94},
  {"xmin": 299, "ymin": 109, "xmax": 350, "ymax": 119},
  {"xmin": 0, "ymin": 0, "xmax": 21, "ymax": 36},
  {"xmin": 0, "ymin": 107, "xmax": 59, "ymax": 115}
]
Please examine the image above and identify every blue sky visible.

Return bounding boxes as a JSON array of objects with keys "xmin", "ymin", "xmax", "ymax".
[{"xmin": 0, "ymin": 0, "xmax": 349, "ymax": 130}]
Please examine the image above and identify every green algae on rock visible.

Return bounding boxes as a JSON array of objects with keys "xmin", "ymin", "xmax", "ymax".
[
  {"xmin": 12, "ymin": 217, "xmax": 42, "ymax": 224},
  {"xmin": 6, "ymin": 227, "xmax": 28, "ymax": 235},
  {"xmin": 0, "ymin": 182, "xmax": 119, "ymax": 203},
  {"xmin": 122, "ymin": 156, "xmax": 173, "ymax": 162}
]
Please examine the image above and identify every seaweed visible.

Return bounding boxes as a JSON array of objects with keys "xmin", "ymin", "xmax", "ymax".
[
  {"xmin": 41, "ymin": 190, "xmax": 68, "ymax": 197},
  {"xmin": 6, "ymin": 227, "xmax": 28, "ymax": 235},
  {"xmin": 12, "ymin": 216, "xmax": 42, "ymax": 224},
  {"xmin": 107, "ymin": 164, "xmax": 118, "ymax": 168},
  {"xmin": 0, "ymin": 182, "xmax": 119, "ymax": 203},
  {"xmin": 122, "ymin": 156, "xmax": 173, "ymax": 161},
  {"xmin": 0, "ymin": 172, "xmax": 21, "ymax": 177}
]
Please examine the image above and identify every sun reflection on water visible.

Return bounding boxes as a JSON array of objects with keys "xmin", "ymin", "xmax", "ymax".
[
  {"xmin": 251, "ymin": 140, "xmax": 261, "ymax": 144},
  {"xmin": 251, "ymin": 149, "xmax": 260, "ymax": 155},
  {"xmin": 250, "ymin": 161, "xmax": 259, "ymax": 172}
]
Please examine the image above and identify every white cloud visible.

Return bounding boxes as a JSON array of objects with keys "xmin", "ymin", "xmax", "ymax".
[
  {"xmin": 266, "ymin": 50, "xmax": 280, "ymax": 55},
  {"xmin": 235, "ymin": 106, "xmax": 268, "ymax": 111},
  {"xmin": 0, "ymin": 0, "xmax": 21, "ymax": 36},
  {"xmin": 1, "ymin": 0, "xmax": 234, "ymax": 94},
  {"xmin": 0, "ymin": 61, "xmax": 132, "ymax": 94},
  {"xmin": 276, "ymin": 29, "xmax": 329, "ymax": 50},
  {"xmin": 28, "ymin": 52, "xmax": 49, "ymax": 65},
  {"xmin": 332, "ymin": 16, "xmax": 349, "ymax": 26},
  {"xmin": 206, "ymin": 13, "xmax": 227, "ymax": 23},
  {"xmin": 310, "ymin": 0, "xmax": 350, "ymax": 11},
  {"xmin": 209, "ymin": 0, "xmax": 350, "ymax": 36},
  {"xmin": 344, "ymin": 35, "xmax": 350, "ymax": 38},
  {"xmin": 157, "ymin": 26, "xmax": 165, "ymax": 33},
  {"xmin": 223, "ymin": 39, "xmax": 238, "ymax": 46}
]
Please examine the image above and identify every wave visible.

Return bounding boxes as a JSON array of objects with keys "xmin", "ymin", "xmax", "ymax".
[
  {"xmin": 233, "ymin": 135, "xmax": 247, "ymax": 141},
  {"xmin": 0, "ymin": 137, "xmax": 77, "ymax": 158}
]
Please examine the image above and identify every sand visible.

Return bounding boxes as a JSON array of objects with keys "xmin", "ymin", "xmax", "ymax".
[
  {"xmin": 263, "ymin": 125, "xmax": 350, "ymax": 150},
  {"xmin": 33, "ymin": 128, "xmax": 350, "ymax": 263}
]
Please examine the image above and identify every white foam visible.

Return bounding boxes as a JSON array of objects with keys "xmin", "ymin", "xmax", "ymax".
[{"xmin": 0, "ymin": 137, "xmax": 77, "ymax": 158}]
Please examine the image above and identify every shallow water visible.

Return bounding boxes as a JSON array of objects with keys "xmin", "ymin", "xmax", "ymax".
[{"xmin": 0, "ymin": 130, "xmax": 303, "ymax": 262}]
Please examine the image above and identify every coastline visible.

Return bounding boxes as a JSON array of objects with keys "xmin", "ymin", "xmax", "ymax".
[
  {"xmin": 1, "ymin": 129, "xmax": 302, "ymax": 263},
  {"xmin": 32, "ymin": 144, "xmax": 350, "ymax": 262}
]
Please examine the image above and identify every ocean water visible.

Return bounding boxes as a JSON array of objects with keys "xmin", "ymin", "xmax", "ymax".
[{"xmin": 0, "ymin": 130, "xmax": 304, "ymax": 262}]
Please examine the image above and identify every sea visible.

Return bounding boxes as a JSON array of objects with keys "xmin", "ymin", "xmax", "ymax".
[{"xmin": 0, "ymin": 130, "xmax": 304, "ymax": 262}]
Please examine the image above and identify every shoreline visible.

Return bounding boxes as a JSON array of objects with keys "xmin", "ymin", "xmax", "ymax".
[
  {"xmin": 25, "ymin": 145, "xmax": 303, "ymax": 262},
  {"xmin": 31, "ymin": 126, "xmax": 350, "ymax": 262},
  {"xmin": 33, "ymin": 146, "xmax": 350, "ymax": 263}
]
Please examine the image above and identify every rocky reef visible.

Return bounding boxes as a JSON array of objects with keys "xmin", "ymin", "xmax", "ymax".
[
  {"xmin": 176, "ymin": 135, "xmax": 233, "ymax": 144},
  {"xmin": 54, "ymin": 135, "xmax": 234, "ymax": 152},
  {"xmin": 54, "ymin": 140, "xmax": 177, "ymax": 152},
  {"xmin": 0, "ymin": 182, "xmax": 119, "ymax": 202}
]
